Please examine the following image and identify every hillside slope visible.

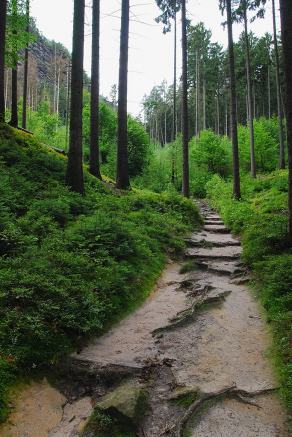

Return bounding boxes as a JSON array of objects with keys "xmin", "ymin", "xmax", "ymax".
[{"xmin": 0, "ymin": 125, "xmax": 201, "ymax": 421}]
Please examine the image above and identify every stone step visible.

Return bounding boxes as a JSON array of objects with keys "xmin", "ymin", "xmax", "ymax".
[
  {"xmin": 185, "ymin": 246, "xmax": 242, "ymax": 260},
  {"xmin": 205, "ymin": 215, "xmax": 221, "ymax": 221},
  {"xmin": 204, "ymin": 220, "xmax": 224, "ymax": 226},
  {"xmin": 185, "ymin": 235, "xmax": 241, "ymax": 248},
  {"xmin": 195, "ymin": 260, "xmax": 244, "ymax": 275},
  {"xmin": 204, "ymin": 225, "xmax": 230, "ymax": 234}
]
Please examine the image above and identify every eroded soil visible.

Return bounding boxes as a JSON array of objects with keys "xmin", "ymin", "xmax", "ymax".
[{"xmin": 0, "ymin": 202, "xmax": 288, "ymax": 437}]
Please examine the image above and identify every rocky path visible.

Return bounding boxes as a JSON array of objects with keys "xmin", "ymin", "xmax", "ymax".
[{"xmin": 1, "ymin": 203, "xmax": 288, "ymax": 437}]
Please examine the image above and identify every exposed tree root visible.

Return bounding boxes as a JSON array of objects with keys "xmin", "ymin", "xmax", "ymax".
[
  {"xmin": 152, "ymin": 290, "xmax": 231, "ymax": 336},
  {"xmin": 174, "ymin": 385, "xmax": 278, "ymax": 436}
]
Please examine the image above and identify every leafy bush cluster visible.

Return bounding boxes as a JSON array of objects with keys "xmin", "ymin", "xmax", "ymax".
[
  {"xmin": 0, "ymin": 124, "xmax": 200, "ymax": 421},
  {"xmin": 206, "ymin": 171, "xmax": 292, "ymax": 410},
  {"xmin": 137, "ymin": 117, "xmax": 281, "ymax": 197}
]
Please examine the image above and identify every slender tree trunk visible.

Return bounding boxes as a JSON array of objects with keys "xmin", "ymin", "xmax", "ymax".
[
  {"xmin": 65, "ymin": 62, "xmax": 70, "ymax": 150},
  {"xmin": 10, "ymin": 67, "xmax": 18, "ymax": 127},
  {"xmin": 56, "ymin": 65, "xmax": 60, "ymax": 115},
  {"xmin": 53, "ymin": 43, "xmax": 57, "ymax": 113},
  {"xmin": 226, "ymin": 0, "xmax": 241, "ymax": 199},
  {"xmin": 268, "ymin": 64, "xmax": 271, "ymax": 118},
  {"xmin": 173, "ymin": 10, "xmax": 177, "ymax": 141},
  {"xmin": 195, "ymin": 50, "xmax": 199, "ymax": 136},
  {"xmin": 65, "ymin": 0, "xmax": 85, "ymax": 194},
  {"xmin": 203, "ymin": 78, "xmax": 206, "ymax": 130},
  {"xmin": 279, "ymin": 0, "xmax": 292, "ymax": 243},
  {"xmin": 273, "ymin": 0, "xmax": 285, "ymax": 169},
  {"xmin": 89, "ymin": 0, "xmax": 102, "ymax": 179},
  {"xmin": 4, "ymin": 69, "xmax": 8, "ymax": 111},
  {"xmin": 243, "ymin": 5, "xmax": 256, "ymax": 178},
  {"xmin": 116, "ymin": 0, "xmax": 130, "ymax": 189},
  {"xmin": 216, "ymin": 93, "xmax": 220, "ymax": 135},
  {"xmin": 181, "ymin": 0, "xmax": 189, "ymax": 198},
  {"xmin": 22, "ymin": 0, "xmax": 29, "ymax": 129},
  {"xmin": 225, "ymin": 94, "xmax": 229, "ymax": 136},
  {"xmin": 0, "ymin": 0, "xmax": 7, "ymax": 122}
]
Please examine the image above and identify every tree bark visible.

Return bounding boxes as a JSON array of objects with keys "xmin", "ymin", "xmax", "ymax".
[
  {"xmin": 65, "ymin": 62, "xmax": 70, "ymax": 150},
  {"xmin": 0, "ymin": 0, "xmax": 7, "ymax": 122},
  {"xmin": 173, "ymin": 10, "xmax": 177, "ymax": 141},
  {"xmin": 65, "ymin": 0, "xmax": 85, "ymax": 194},
  {"xmin": 226, "ymin": 0, "xmax": 241, "ymax": 199},
  {"xmin": 279, "ymin": 0, "xmax": 292, "ymax": 243},
  {"xmin": 116, "ymin": 0, "xmax": 130, "ymax": 189},
  {"xmin": 273, "ymin": 0, "xmax": 285, "ymax": 169},
  {"xmin": 181, "ymin": 0, "xmax": 189, "ymax": 198},
  {"xmin": 10, "ymin": 66, "xmax": 18, "ymax": 127},
  {"xmin": 89, "ymin": 0, "xmax": 102, "ymax": 179},
  {"xmin": 268, "ymin": 64, "xmax": 271, "ymax": 118},
  {"xmin": 22, "ymin": 0, "xmax": 29, "ymax": 129},
  {"xmin": 243, "ymin": 4, "xmax": 256, "ymax": 178}
]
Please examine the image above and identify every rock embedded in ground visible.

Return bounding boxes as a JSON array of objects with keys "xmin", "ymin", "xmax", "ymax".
[
  {"xmin": 204, "ymin": 224, "xmax": 230, "ymax": 233},
  {"xmin": 185, "ymin": 246, "xmax": 242, "ymax": 260},
  {"xmin": 95, "ymin": 379, "xmax": 148, "ymax": 424}
]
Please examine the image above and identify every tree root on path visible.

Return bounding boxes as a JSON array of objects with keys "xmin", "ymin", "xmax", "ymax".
[
  {"xmin": 173, "ymin": 385, "xmax": 278, "ymax": 437},
  {"xmin": 152, "ymin": 290, "xmax": 231, "ymax": 336}
]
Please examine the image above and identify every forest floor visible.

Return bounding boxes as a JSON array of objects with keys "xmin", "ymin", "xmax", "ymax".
[{"xmin": 0, "ymin": 202, "xmax": 288, "ymax": 437}]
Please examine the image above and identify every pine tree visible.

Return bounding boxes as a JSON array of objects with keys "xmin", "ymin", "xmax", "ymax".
[
  {"xmin": 0, "ymin": 0, "xmax": 7, "ymax": 122},
  {"xmin": 220, "ymin": 0, "xmax": 241, "ymax": 199},
  {"xmin": 89, "ymin": 0, "xmax": 102, "ymax": 179},
  {"xmin": 116, "ymin": 0, "xmax": 130, "ymax": 190},
  {"xmin": 279, "ymin": 0, "xmax": 292, "ymax": 242},
  {"xmin": 65, "ymin": 0, "xmax": 85, "ymax": 194},
  {"xmin": 22, "ymin": 0, "xmax": 29, "ymax": 129},
  {"xmin": 181, "ymin": 0, "xmax": 189, "ymax": 197}
]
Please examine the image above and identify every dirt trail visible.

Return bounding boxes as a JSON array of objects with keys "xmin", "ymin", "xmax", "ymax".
[{"xmin": 1, "ymin": 202, "xmax": 288, "ymax": 436}]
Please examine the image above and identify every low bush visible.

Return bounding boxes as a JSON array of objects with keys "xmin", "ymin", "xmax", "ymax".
[{"xmin": 0, "ymin": 124, "xmax": 200, "ymax": 421}]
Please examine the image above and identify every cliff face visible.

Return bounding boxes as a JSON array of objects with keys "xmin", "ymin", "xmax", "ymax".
[{"xmin": 5, "ymin": 24, "xmax": 89, "ymax": 118}]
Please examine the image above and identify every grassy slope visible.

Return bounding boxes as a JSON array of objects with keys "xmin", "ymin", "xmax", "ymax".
[
  {"xmin": 207, "ymin": 172, "xmax": 292, "ymax": 417},
  {"xmin": 0, "ymin": 124, "xmax": 201, "ymax": 421}
]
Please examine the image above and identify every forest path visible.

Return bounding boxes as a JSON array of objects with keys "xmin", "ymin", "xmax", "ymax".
[{"xmin": 0, "ymin": 203, "xmax": 288, "ymax": 437}]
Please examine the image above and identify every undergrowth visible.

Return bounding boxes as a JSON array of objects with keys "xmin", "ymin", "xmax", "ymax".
[
  {"xmin": 0, "ymin": 124, "xmax": 201, "ymax": 422},
  {"xmin": 207, "ymin": 171, "xmax": 292, "ymax": 416}
]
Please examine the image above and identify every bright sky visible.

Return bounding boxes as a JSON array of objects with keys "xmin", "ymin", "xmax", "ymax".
[{"xmin": 30, "ymin": 0, "xmax": 277, "ymax": 116}]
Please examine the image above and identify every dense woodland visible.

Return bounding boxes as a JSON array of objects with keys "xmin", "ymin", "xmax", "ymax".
[{"xmin": 0, "ymin": 0, "xmax": 292, "ymax": 429}]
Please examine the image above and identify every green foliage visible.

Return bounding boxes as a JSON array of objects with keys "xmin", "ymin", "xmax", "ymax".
[
  {"xmin": 207, "ymin": 171, "xmax": 292, "ymax": 410},
  {"xmin": 0, "ymin": 124, "xmax": 199, "ymax": 421},
  {"xmin": 82, "ymin": 98, "xmax": 150, "ymax": 178},
  {"xmin": 238, "ymin": 117, "xmax": 280, "ymax": 172}
]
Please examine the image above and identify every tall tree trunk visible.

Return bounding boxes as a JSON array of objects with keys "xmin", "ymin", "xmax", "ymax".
[
  {"xmin": 273, "ymin": 0, "xmax": 285, "ymax": 169},
  {"xmin": 53, "ymin": 43, "xmax": 57, "ymax": 113},
  {"xmin": 10, "ymin": 67, "xmax": 18, "ymax": 127},
  {"xmin": 116, "ymin": 0, "xmax": 130, "ymax": 189},
  {"xmin": 10, "ymin": 0, "xmax": 18, "ymax": 127},
  {"xmin": 0, "ymin": 0, "xmax": 7, "ymax": 122},
  {"xmin": 181, "ymin": 0, "xmax": 189, "ymax": 198},
  {"xmin": 268, "ymin": 64, "xmax": 271, "ymax": 118},
  {"xmin": 4, "ymin": 69, "xmax": 8, "ymax": 111},
  {"xmin": 203, "ymin": 78, "xmax": 206, "ymax": 130},
  {"xmin": 243, "ymin": 5, "xmax": 256, "ymax": 178},
  {"xmin": 216, "ymin": 93, "xmax": 220, "ymax": 135},
  {"xmin": 279, "ymin": 0, "xmax": 292, "ymax": 243},
  {"xmin": 89, "ymin": 0, "xmax": 102, "ymax": 179},
  {"xmin": 56, "ymin": 65, "xmax": 60, "ymax": 115},
  {"xmin": 226, "ymin": 0, "xmax": 241, "ymax": 199},
  {"xmin": 65, "ymin": 0, "xmax": 85, "ymax": 194},
  {"xmin": 195, "ymin": 50, "xmax": 199, "ymax": 136},
  {"xmin": 173, "ymin": 10, "xmax": 177, "ymax": 141},
  {"xmin": 65, "ymin": 62, "xmax": 70, "ymax": 150},
  {"xmin": 22, "ymin": 0, "xmax": 29, "ymax": 129}
]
